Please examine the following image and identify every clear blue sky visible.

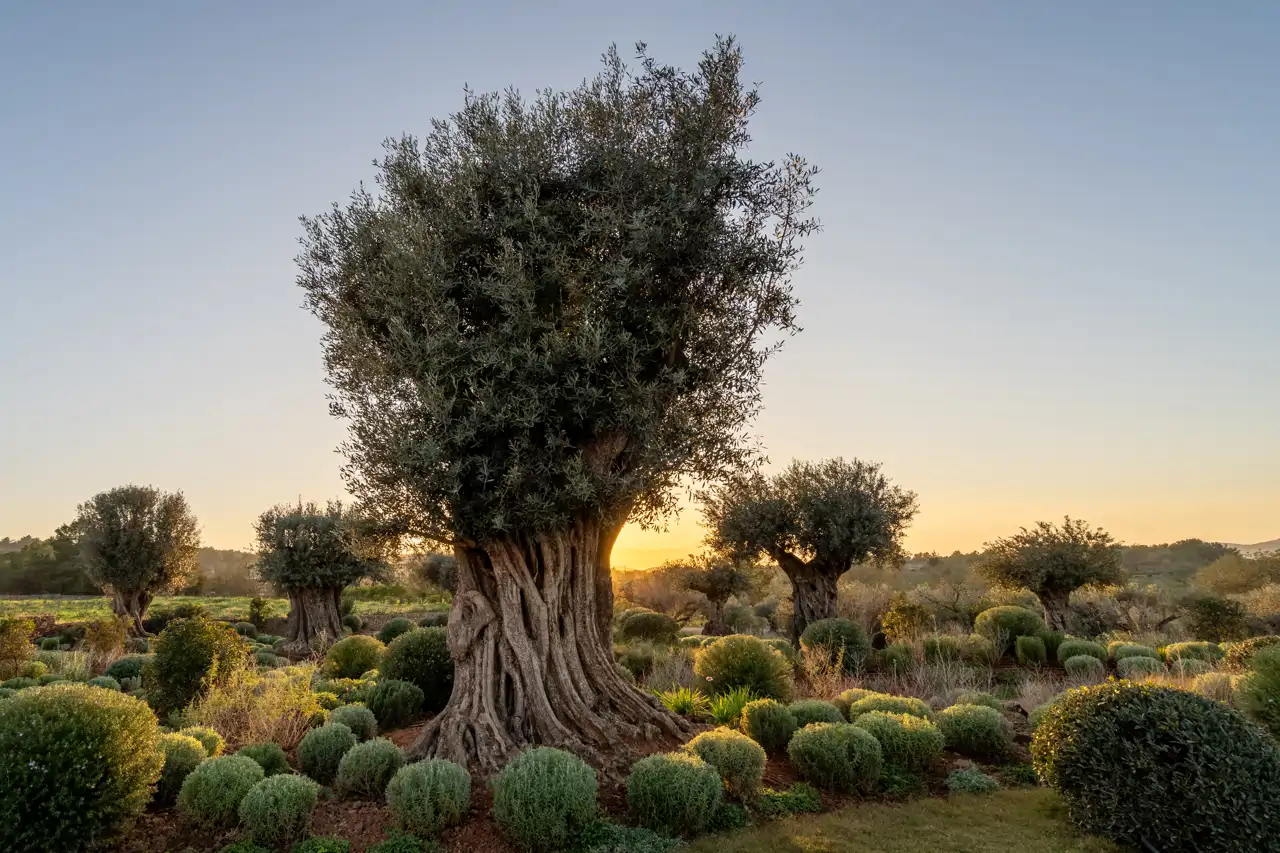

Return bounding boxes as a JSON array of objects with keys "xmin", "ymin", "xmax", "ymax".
[{"xmin": 2, "ymin": 2, "xmax": 1277, "ymax": 563}]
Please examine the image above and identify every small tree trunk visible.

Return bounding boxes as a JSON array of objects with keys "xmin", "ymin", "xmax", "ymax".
[
  {"xmin": 777, "ymin": 554, "xmax": 839, "ymax": 644},
  {"xmin": 110, "ymin": 588, "xmax": 153, "ymax": 636},
  {"xmin": 410, "ymin": 517, "xmax": 695, "ymax": 777},
  {"xmin": 1039, "ymin": 588, "xmax": 1073, "ymax": 633},
  {"xmin": 283, "ymin": 586, "xmax": 344, "ymax": 655},
  {"xmin": 702, "ymin": 597, "xmax": 731, "ymax": 636}
]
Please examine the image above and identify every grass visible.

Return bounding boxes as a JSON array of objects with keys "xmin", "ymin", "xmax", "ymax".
[
  {"xmin": 686, "ymin": 788, "xmax": 1119, "ymax": 853},
  {"xmin": 0, "ymin": 590, "xmax": 448, "ymax": 622}
]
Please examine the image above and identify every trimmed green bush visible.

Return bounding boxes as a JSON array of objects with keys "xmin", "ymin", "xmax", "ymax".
[
  {"xmin": 693, "ymin": 634, "xmax": 793, "ymax": 700},
  {"xmin": 362, "ymin": 679, "xmax": 425, "ymax": 729},
  {"xmin": 578, "ymin": 823, "xmax": 682, "ymax": 853},
  {"xmin": 1031, "ymin": 681, "xmax": 1280, "ymax": 853},
  {"xmin": 788, "ymin": 699, "xmax": 844, "ymax": 727},
  {"xmin": 935, "ymin": 704, "xmax": 1012, "ymax": 760},
  {"xmin": 329, "ymin": 702, "xmax": 378, "ymax": 741},
  {"xmin": 1223, "ymin": 635, "xmax": 1280, "ymax": 671},
  {"xmin": 342, "ymin": 613, "xmax": 363, "ymax": 632},
  {"xmin": 678, "ymin": 635, "xmax": 710, "ymax": 650},
  {"xmin": 738, "ymin": 698, "xmax": 797, "ymax": 753},
  {"xmin": 367, "ymin": 836, "xmax": 438, "ymax": 853},
  {"xmin": 1037, "ymin": 630, "xmax": 1065, "ymax": 661},
  {"xmin": 923, "ymin": 634, "xmax": 961, "ymax": 664},
  {"xmin": 946, "ymin": 766, "xmax": 1000, "ymax": 794},
  {"xmin": 233, "ymin": 621, "xmax": 259, "ymax": 638},
  {"xmin": 1, "ymin": 676, "xmax": 36, "ymax": 690},
  {"xmin": 626, "ymin": 752, "xmax": 722, "ymax": 837},
  {"xmin": 959, "ymin": 634, "xmax": 998, "ymax": 666},
  {"xmin": 382, "ymin": 628, "xmax": 453, "ymax": 712},
  {"xmin": 39, "ymin": 637, "xmax": 60, "ymax": 651},
  {"xmin": 1236, "ymin": 646, "xmax": 1280, "ymax": 737},
  {"xmin": 0, "ymin": 684, "xmax": 164, "ymax": 853},
  {"xmin": 493, "ymin": 747, "xmax": 598, "ymax": 852},
  {"xmin": 947, "ymin": 691, "xmax": 1002, "ymax": 710},
  {"xmin": 37, "ymin": 673, "xmax": 63, "ymax": 685},
  {"xmin": 764, "ymin": 637, "xmax": 799, "ymax": 664},
  {"xmin": 833, "ymin": 688, "xmax": 880, "ymax": 720},
  {"xmin": 752, "ymin": 782, "xmax": 823, "ymax": 819},
  {"xmin": 87, "ymin": 675, "xmax": 121, "ymax": 690},
  {"xmin": 292, "ymin": 838, "xmax": 351, "ymax": 853},
  {"xmin": 237, "ymin": 742, "xmax": 291, "ymax": 776},
  {"xmin": 418, "ymin": 611, "xmax": 448, "ymax": 628},
  {"xmin": 684, "ymin": 727, "xmax": 766, "ymax": 800},
  {"xmin": 1063, "ymin": 654, "xmax": 1105, "ymax": 678},
  {"xmin": 1056, "ymin": 639, "xmax": 1107, "ymax": 665},
  {"xmin": 1111, "ymin": 643, "xmax": 1160, "ymax": 662},
  {"xmin": 324, "ymin": 635, "xmax": 386, "ymax": 679},
  {"xmin": 180, "ymin": 725, "xmax": 226, "ymax": 757},
  {"xmin": 1015, "ymin": 635, "xmax": 1046, "ymax": 666},
  {"xmin": 0, "ymin": 687, "xmax": 15, "ymax": 699},
  {"xmin": 377, "ymin": 617, "xmax": 417, "ymax": 645},
  {"xmin": 298, "ymin": 722, "xmax": 358, "ymax": 784},
  {"xmin": 146, "ymin": 616, "xmax": 249, "ymax": 717},
  {"xmin": 1116, "ymin": 656, "xmax": 1164, "ymax": 679},
  {"xmin": 973, "ymin": 606, "xmax": 1045, "ymax": 656},
  {"xmin": 877, "ymin": 642, "xmax": 914, "ymax": 674},
  {"xmin": 799, "ymin": 618, "xmax": 871, "ymax": 673},
  {"xmin": 618, "ymin": 611, "xmax": 680, "ymax": 644},
  {"xmin": 386, "ymin": 759, "xmax": 471, "ymax": 837},
  {"xmin": 786, "ymin": 722, "xmax": 882, "ymax": 792},
  {"xmin": 1161, "ymin": 641, "xmax": 1223, "ymax": 663},
  {"xmin": 336, "ymin": 737, "xmax": 405, "ymax": 799},
  {"xmin": 845, "ymin": 694, "xmax": 932, "ymax": 721},
  {"xmin": 239, "ymin": 774, "xmax": 320, "ymax": 847},
  {"xmin": 105, "ymin": 653, "xmax": 152, "ymax": 682},
  {"xmin": 178, "ymin": 755, "xmax": 265, "ymax": 830},
  {"xmin": 851, "ymin": 711, "xmax": 944, "ymax": 772},
  {"xmin": 157, "ymin": 733, "xmax": 207, "ymax": 803}
]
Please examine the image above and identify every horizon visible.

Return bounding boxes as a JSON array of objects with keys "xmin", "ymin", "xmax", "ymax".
[{"xmin": 3, "ymin": 3, "xmax": 1277, "ymax": 567}]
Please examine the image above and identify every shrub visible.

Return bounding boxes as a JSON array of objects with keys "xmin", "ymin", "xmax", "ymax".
[
  {"xmin": 626, "ymin": 752, "xmax": 722, "ymax": 837},
  {"xmin": 707, "ymin": 685, "xmax": 756, "ymax": 726},
  {"xmin": 237, "ymin": 742, "xmax": 291, "ymax": 776},
  {"xmin": 157, "ymin": 733, "xmax": 208, "ymax": 803},
  {"xmin": 973, "ymin": 606, "xmax": 1045, "ymax": 656},
  {"xmin": 764, "ymin": 637, "xmax": 799, "ymax": 664},
  {"xmin": 256, "ymin": 649, "xmax": 289, "ymax": 669},
  {"xmin": 178, "ymin": 755, "xmax": 265, "ymax": 830},
  {"xmin": 221, "ymin": 843, "xmax": 271, "ymax": 853},
  {"xmin": 739, "ymin": 698, "xmax": 797, "ymax": 753},
  {"xmin": 752, "ymin": 782, "xmax": 822, "ymax": 819},
  {"xmin": 1116, "ymin": 656, "xmax": 1164, "ymax": 679},
  {"xmin": 239, "ymin": 774, "xmax": 320, "ymax": 847},
  {"xmin": 298, "ymin": 722, "xmax": 358, "ymax": 784},
  {"xmin": 694, "ymin": 634, "xmax": 792, "ymax": 700},
  {"xmin": 1031, "ymin": 681, "xmax": 1280, "ymax": 853},
  {"xmin": 684, "ymin": 727, "xmax": 766, "ymax": 800},
  {"xmin": 1055, "ymin": 639, "xmax": 1107, "ymax": 665},
  {"xmin": 234, "ymin": 621, "xmax": 260, "ymax": 639},
  {"xmin": 1235, "ymin": 646, "xmax": 1280, "ymax": 737},
  {"xmin": 578, "ymin": 823, "xmax": 682, "ymax": 853},
  {"xmin": 788, "ymin": 699, "xmax": 844, "ymax": 727},
  {"xmin": 183, "ymin": 666, "xmax": 325, "ymax": 752},
  {"xmin": 37, "ymin": 673, "xmax": 63, "ymax": 685},
  {"xmin": 845, "ymin": 694, "xmax": 932, "ymax": 721},
  {"xmin": 377, "ymin": 617, "xmax": 417, "ymax": 645},
  {"xmin": 1, "ymin": 676, "xmax": 36, "ymax": 690},
  {"xmin": 146, "ymin": 616, "xmax": 249, "ymax": 717},
  {"xmin": 618, "ymin": 611, "xmax": 680, "ymax": 644},
  {"xmin": 180, "ymin": 725, "xmax": 226, "ymax": 757},
  {"xmin": 1190, "ymin": 672, "xmax": 1238, "ymax": 703},
  {"xmin": 88, "ymin": 675, "xmax": 121, "ymax": 690},
  {"xmin": 1063, "ymin": 655, "xmax": 1105, "ymax": 679},
  {"xmin": 0, "ymin": 687, "xmax": 14, "ymax": 699},
  {"xmin": 105, "ymin": 653, "xmax": 153, "ymax": 682},
  {"xmin": 342, "ymin": 614, "xmax": 363, "ymax": 632},
  {"xmin": 1015, "ymin": 635, "xmax": 1046, "ymax": 666},
  {"xmin": 935, "ymin": 704, "xmax": 1012, "ymax": 760},
  {"xmin": 362, "ymin": 679, "xmax": 425, "ymax": 729},
  {"xmin": 786, "ymin": 722, "xmax": 882, "ymax": 792},
  {"xmin": 366, "ymin": 836, "xmax": 438, "ymax": 853},
  {"xmin": 292, "ymin": 838, "xmax": 351, "ymax": 853},
  {"xmin": 655, "ymin": 687, "xmax": 710, "ymax": 718},
  {"xmin": 998, "ymin": 763, "xmax": 1040, "ymax": 787},
  {"xmin": 418, "ymin": 611, "xmax": 449, "ymax": 628},
  {"xmin": 382, "ymin": 628, "xmax": 453, "ymax": 713},
  {"xmin": 0, "ymin": 684, "xmax": 164, "ymax": 853},
  {"xmin": 336, "ymin": 737, "xmax": 405, "ymax": 798},
  {"xmin": 616, "ymin": 641, "xmax": 659, "ymax": 679},
  {"xmin": 833, "ymin": 687, "xmax": 880, "ymax": 720},
  {"xmin": 1111, "ymin": 643, "xmax": 1160, "ymax": 662},
  {"xmin": 1037, "ymin": 630, "xmax": 1065, "ymax": 661},
  {"xmin": 493, "ymin": 747, "xmax": 598, "ymax": 852},
  {"xmin": 946, "ymin": 766, "xmax": 1000, "ymax": 794},
  {"xmin": 959, "ymin": 634, "xmax": 998, "ymax": 666},
  {"xmin": 386, "ymin": 759, "xmax": 471, "ymax": 837},
  {"xmin": 39, "ymin": 637, "xmax": 60, "ymax": 651},
  {"xmin": 923, "ymin": 634, "xmax": 961, "ymax": 664},
  {"xmin": 947, "ymin": 690, "xmax": 1002, "ymax": 710},
  {"xmin": 329, "ymin": 702, "xmax": 378, "ymax": 741},
  {"xmin": 877, "ymin": 642, "xmax": 914, "ymax": 674},
  {"xmin": 798, "ymin": 618, "xmax": 870, "ymax": 673},
  {"xmin": 1161, "ymin": 641, "xmax": 1223, "ymax": 663},
  {"xmin": 324, "ymin": 635, "xmax": 386, "ymax": 679},
  {"xmin": 678, "ymin": 635, "xmax": 709, "ymax": 650},
  {"xmin": 851, "ymin": 712, "xmax": 944, "ymax": 772},
  {"xmin": 1223, "ymin": 635, "xmax": 1280, "ymax": 671}
]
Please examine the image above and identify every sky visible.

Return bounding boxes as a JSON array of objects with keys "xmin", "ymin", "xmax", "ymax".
[{"xmin": 2, "ymin": 2, "xmax": 1277, "ymax": 568}]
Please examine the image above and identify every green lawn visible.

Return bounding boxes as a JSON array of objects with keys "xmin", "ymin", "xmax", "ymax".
[
  {"xmin": 687, "ymin": 789, "xmax": 1120, "ymax": 853},
  {"xmin": 0, "ymin": 592, "xmax": 447, "ymax": 622}
]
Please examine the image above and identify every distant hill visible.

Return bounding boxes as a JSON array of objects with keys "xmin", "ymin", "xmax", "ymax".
[{"xmin": 1230, "ymin": 538, "xmax": 1280, "ymax": 556}]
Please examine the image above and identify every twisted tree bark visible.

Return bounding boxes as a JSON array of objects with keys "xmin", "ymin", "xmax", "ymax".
[
  {"xmin": 282, "ymin": 587, "xmax": 344, "ymax": 655},
  {"xmin": 110, "ymin": 588, "xmax": 153, "ymax": 636},
  {"xmin": 777, "ymin": 553, "xmax": 839, "ymax": 643}
]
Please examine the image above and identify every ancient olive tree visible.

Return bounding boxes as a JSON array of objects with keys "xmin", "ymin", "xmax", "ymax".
[
  {"xmin": 253, "ymin": 501, "xmax": 392, "ymax": 654},
  {"xmin": 672, "ymin": 554, "xmax": 754, "ymax": 636},
  {"xmin": 73, "ymin": 485, "xmax": 201, "ymax": 635},
  {"xmin": 974, "ymin": 517, "xmax": 1123, "ymax": 632},
  {"xmin": 703, "ymin": 458, "xmax": 918, "ymax": 642},
  {"xmin": 297, "ymin": 39, "xmax": 817, "ymax": 773}
]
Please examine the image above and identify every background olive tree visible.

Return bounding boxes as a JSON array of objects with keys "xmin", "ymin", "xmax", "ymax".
[
  {"xmin": 73, "ymin": 485, "xmax": 200, "ymax": 635},
  {"xmin": 703, "ymin": 457, "xmax": 918, "ymax": 641},
  {"xmin": 673, "ymin": 553, "xmax": 755, "ymax": 636},
  {"xmin": 297, "ymin": 38, "xmax": 817, "ymax": 772}
]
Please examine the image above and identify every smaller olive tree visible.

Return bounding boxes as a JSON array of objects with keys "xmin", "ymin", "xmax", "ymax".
[
  {"xmin": 74, "ymin": 485, "xmax": 201, "ymax": 635},
  {"xmin": 974, "ymin": 517, "xmax": 1123, "ymax": 632},
  {"xmin": 673, "ymin": 554, "xmax": 754, "ymax": 636},
  {"xmin": 253, "ymin": 501, "xmax": 395, "ymax": 654}
]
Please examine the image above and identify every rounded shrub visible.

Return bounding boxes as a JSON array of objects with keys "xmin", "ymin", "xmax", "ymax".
[
  {"xmin": 381, "ymin": 627, "xmax": 453, "ymax": 713},
  {"xmin": 764, "ymin": 637, "xmax": 799, "ymax": 664},
  {"xmin": 618, "ymin": 611, "xmax": 680, "ymax": 644},
  {"xmin": 1056, "ymin": 639, "xmax": 1107, "ymax": 665},
  {"xmin": 923, "ymin": 634, "xmax": 962, "ymax": 664},
  {"xmin": 336, "ymin": 737, "xmax": 406, "ymax": 799},
  {"xmin": 1, "ymin": 676, "xmax": 36, "ymax": 690},
  {"xmin": 946, "ymin": 766, "xmax": 1000, "ymax": 794},
  {"xmin": 833, "ymin": 687, "xmax": 880, "ymax": 719},
  {"xmin": 377, "ymin": 617, "xmax": 417, "ymax": 645},
  {"xmin": 974, "ymin": 606, "xmax": 1045, "ymax": 656},
  {"xmin": 1223, "ymin": 635, "xmax": 1280, "ymax": 671},
  {"xmin": 363, "ymin": 678, "xmax": 425, "ymax": 729},
  {"xmin": 298, "ymin": 722, "xmax": 359, "ymax": 784},
  {"xmin": 418, "ymin": 611, "xmax": 448, "ymax": 628},
  {"xmin": 0, "ymin": 687, "xmax": 15, "ymax": 699},
  {"xmin": 0, "ymin": 685, "xmax": 164, "ymax": 852},
  {"xmin": 935, "ymin": 704, "xmax": 1012, "ymax": 761},
  {"xmin": 845, "ymin": 694, "xmax": 932, "ymax": 721},
  {"xmin": 1116, "ymin": 656, "xmax": 1164, "ymax": 679},
  {"xmin": 493, "ymin": 747, "xmax": 598, "ymax": 852},
  {"xmin": 799, "ymin": 618, "xmax": 871, "ymax": 673},
  {"xmin": 685, "ymin": 727, "xmax": 766, "ymax": 800},
  {"xmin": 1111, "ymin": 643, "xmax": 1160, "ymax": 662},
  {"xmin": 1235, "ymin": 646, "xmax": 1280, "ymax": 737},
  {"xmin": 342, "ymin": 613, "xmax": 363, "ymax": 632},
  {"xmin": 947, "ymin": 690, "xmax": 1002, "ymax": 710},
  {"xmin": 386, "ymin": 759, "xmax": 471, "ymax": 837},
  {"xmin": 177, "ymin": 754, "xmax": 265, "ymax": 830},
  {"xmin": 787, "ymin": 699, "xmax": 844, "ymax": 727},
  {"xmin": 233, "ymin": 621, "xmax": 259, "ymax": 638},
  {"xmin": 1032, "ymin": 681, "xmax": 1280, "ymax": 853},
  {"xmin": 157, "ymin": 733, "xmax": 208, "ymax": 803},
  {"xmin": 1038, "ymin": 630, "xmax": 1065, "ymax": 661},
  {"xmin": 87, "ymin": 675, "xmax": 121, "ymax": 690},
  {"xmin": 237, "ymin": 742, "xmax": 291, "ymax": 776},
  {"xmin": 179, "ymin": 725, "xmax": 226, "ymax": 757},
  {"xmin": 20, "ymin": 660, "xmax": 48, "ymax": 679},
  {"xmin": 292, "ymin": 838, "xmax": 351, "ymax": 853},
  {"xmin": 851, "ymin": 711, "xmax": 944, "ymax": 772},
  {"xmin": 739, "ymin": 698, "xmax": 798, "ymax": 753},
  {"xmin": 877, "ymin": 642, "xmax": 915, "ymax": 674},
  {"xmin": 626, "ymin": 752, "xmax": 722, "ymax": 837},
  {"xmin": 146, "ymin": 616, "xmax": 249, "ymax": 717},
  {"xmin": 39, "ymin": 636, "xmax": 60, "ymax": 651},
  {"xmin": 1063, "ymin": 654, "xmax": 1105, "ymax": 679},
  {"xmin": 959, "ymin": 633, "xmax": 998, "ymax": 666},
  {"xmin": 693, "ymin": 634, "xmax": 793, "ymax": 700},
  {"xmin": 789, "ymin": 722, "xmax": 884, "ymax": 793},
  {"xmin": 323, "ymin": 635, "xmax": 386, "ymax": 680},
  {"xmin": 255, "ymin": 649, "xmax": 288, "ymax": 669},
  {"xmin": 1015, "ymin": 635, "xmax": 1047, "ymax": 666},
  {"xmin": 238, "ymin": 774, "xmax": 319, "ymax": 847},
  {"xmin": 37, "ymin": 673, "xmax": 63, "ymax": 685},
  {"xmin": 105, "ymin": 653, "xmax": 152, "ymax": 682},
  {"xmin": 329, "ymin": 702, "xmax": 378, "ymax": 741}
]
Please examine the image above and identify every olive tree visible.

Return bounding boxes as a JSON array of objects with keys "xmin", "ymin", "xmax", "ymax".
[
  {"xmin": 974, "ymin": 517, "xmax": 1123, "ymax": 631},
  {"xmin": 297, "ymin": 39, "xmax": 817, "ymax": 773},
  {"xmin": 703, "ymin": 458, "xmax": 918, "ymax": 642},
  {"xmin": 253, "ymin": 501, "xmax": 392, "ymax": 653},
  {"xmin": 674, "ymin": 554, "xmax": 754, "ymax": 636},
  {"xmin": 73, "ymin": 485, "xmax": 200, "ymax": 635}
]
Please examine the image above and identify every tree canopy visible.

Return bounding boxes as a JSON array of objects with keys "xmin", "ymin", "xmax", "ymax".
[{"xmin": 253, "ymin": 501, "xmax": 391, "ymax": 591}]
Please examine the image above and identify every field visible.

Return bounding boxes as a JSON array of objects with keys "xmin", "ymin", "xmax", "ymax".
[{"xmin": 0, "ymin": 589, "xmax": 448, "ymax": 622}]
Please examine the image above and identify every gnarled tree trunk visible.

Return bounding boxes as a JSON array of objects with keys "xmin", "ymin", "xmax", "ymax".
[
  {"xmin": 777, "ymin": 553, "xmax": 839, "ymax": 644},
  {"xmin": 283, "ymin": 586, "xmax": 344, "ymax": 655},
  {"xmin": 1038, "ymin": 587, "xmax": 1073, "ymax": 633},
  {"xmin": 110, "ymin": 588, "xmax": 153, "ymax": 636},
  {"xmin": 702, "ymin": 597, "xmax": 731, "ymax": 636},
  {"xmin": 410, "ymin": 517, "xmax": 695, "ymax": 777}
]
